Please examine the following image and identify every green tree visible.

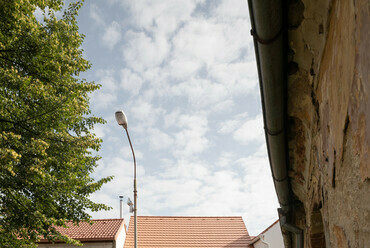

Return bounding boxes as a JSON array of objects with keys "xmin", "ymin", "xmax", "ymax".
[{"xmin": 0, "ymin": 0, "xmax": 112, "ymax": 246}]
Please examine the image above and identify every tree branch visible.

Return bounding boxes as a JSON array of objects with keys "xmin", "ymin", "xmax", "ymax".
[{"xmin": 0, "ymin": 49, "xmax": 15, "ymax": 53}]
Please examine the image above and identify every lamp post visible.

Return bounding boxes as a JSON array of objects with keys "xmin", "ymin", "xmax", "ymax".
[{"xmin": 115, "ymin": 110, "xmax": 137, "ymax": 248}]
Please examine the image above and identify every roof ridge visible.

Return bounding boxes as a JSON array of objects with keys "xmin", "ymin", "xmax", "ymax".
[
  {"xmin": 89, "ymin": 218, "xmax": 125, "ymax": 221},
  {"xmin": 63, "ymin": 218, "xmax": 125, "ymax": 222}
]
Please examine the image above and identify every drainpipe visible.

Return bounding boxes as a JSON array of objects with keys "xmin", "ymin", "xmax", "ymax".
[
  {"xmin": 247, "ymin": 0, "xmax": 304, "ymax": 247},
  {"xmin": 260, "ymin": 234, "xmax": 270, "ymax": 248},
  {"xmin": 280, "ymin": 211, "xmax": 303, "ymax": 248}
]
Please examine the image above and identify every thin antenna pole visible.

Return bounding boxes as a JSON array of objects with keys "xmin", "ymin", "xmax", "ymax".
[{"xmin": 119, "ymin": 196, "xmax": 123, "ymax": 219}]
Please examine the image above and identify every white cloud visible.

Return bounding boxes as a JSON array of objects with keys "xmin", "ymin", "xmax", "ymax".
[
  {"xmin": 34, "ymin": 7, "xmax": 44, "ymax": 22},
  {"xmin": 93, "ymin": 123, "xmax": 106, "ymax": 139},
  {"xmin": 147, "ymin": 128, "xmax": 174, "ymax": 151},
  {"xmin": 91, "ymin": 91, "xmax": 117, "ymax": 110},
  {"xmin": 100, "ymin": 156, "xmax": 145, "ymax": 191},
  {"xmin": 123, "ymin": 31, "xmax": 170, "ymax": 72},
  {"xmin": 128, "ymin": 98, "xmax": 165, "ymax": 128},
  {"xmin": 167, "ymin": 58, "xmax": 202, "ymax": 81},
  {"xmin": 233, "ymin": 114, "xmax": 265, "ymax": 145},
  {"xmin": 212, "ymin": 0, "xmax": 250, "ymax": 20},
  {"xmin": 117, "ymin": 145, "xmax": 144, "ymax": 161},
  {"xmin": 236, "ymin": 153, "xmax": 279, "ymax": 234},
  {"xmin": 151, "ymin": 166, "xmax": 245, "ymax": 218},
  {"xmin": 216, "ymin": 152, "xmax": 235, "ymax": 168},
  {"xmin": 164, "ymin": 112, "xmax": 210, "ymax": 157},
  {"xmin": 121, "ymin": 0, "xmax": 203, "ymax": 36},
  {"xmin": 171, "ymin": 78, "xmax": 229, "ymax": 109},
  {"xmin": 96, "ymin": 69, "xmax": 117, "ymax": 92},
  {"xmin": 90, "ymin": 70, "xmax": 118, "ymax": 111},
  {"xmin": 218, "ymin": 112, "xmax": 248, "ymax": 134},
  {"xmin": 174, "ymin": 126, "xmax": 209, "ymax": 157},
  {"xmin": 162, "ymin": 110, "xmax": 180, "ymax": 129},
  {"xmin": 255, "ymin": 143, "xmax": 269, "ymax": 157},
  {"xmin": 165, "ymin": 151, "xmax": 278, "ymax": 235},
  {"xmin": 171, "ymin": 17, "xmax": 249, "ymax": 67},
  {"xmin": 166, "ymin": 152, "xmax": 275, "ymax": 234},
  {"xmin": 237, "ymin": 155, "xmax": 273, "ymax": 192},
  {"xmin": 90, "ymin": 4, "xmax": 105, "ymax": 26},
  {"xmin": 135, "ymin": 68, "xmax": 172, "ymax": 98},
  {"xmin": 88, "ymin": 155, "xmax": 146, "ymax": 220},
  {"xmin": 209, "ymin": 99, "xmax": 235, "ymax": 113},
  {"xmin": 119, "ymin": 68, "xmax": 144, "ymax": 95},
  {"xmin": 161, "ymin": 160, "xmax": 210, "ymax": 180},
  {"xmin": 33, "ymin": 6, "xmax": 63, "ymax": 23},
  {"xmin": 209, "ymin": 61, "xmax": 258, "ymax": 95},
  {"xmin": 140, "ymin": 176, "xmax": 203, "ymax": 212},
  {"xmin": 102, "ymin": 21, "xmax": 122, "ymax": 49},
  {"xmin": 172, "ymin": 19, "xmax": 231, "ymax": 66}
]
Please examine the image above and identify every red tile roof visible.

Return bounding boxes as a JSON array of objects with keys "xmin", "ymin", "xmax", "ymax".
[
  {"xmin": 39, "ymin": 218, "xmax": 125, "ymax": 243},
  {"xmin": 124, "ymin": 216, "xmax": 252, "ymax": 247}
]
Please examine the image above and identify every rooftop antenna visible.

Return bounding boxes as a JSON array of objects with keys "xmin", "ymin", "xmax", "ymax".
[{"xmin": 127, "ymin": 197, "xmax": 134, "ymax": 213}]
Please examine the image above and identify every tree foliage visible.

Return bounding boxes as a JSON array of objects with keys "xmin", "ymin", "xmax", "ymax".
[{"xmin": 0, "ymin": 0, "xmax": 112, "ymax": 246}]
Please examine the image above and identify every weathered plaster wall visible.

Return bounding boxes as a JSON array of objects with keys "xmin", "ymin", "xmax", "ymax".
[{"xmin": 286, "ymin": 0, "xmax": 369, "ymax": 247}]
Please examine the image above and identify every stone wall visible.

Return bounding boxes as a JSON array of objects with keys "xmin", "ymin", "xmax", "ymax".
[{"xmin": 286, "ymin": 0, "xmax": 369, "ymax": 247}]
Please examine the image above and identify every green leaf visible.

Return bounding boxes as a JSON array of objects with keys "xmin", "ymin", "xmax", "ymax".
[{"xmin": 0, "ymin": 1, "xmax": 111, "ymax": 246}]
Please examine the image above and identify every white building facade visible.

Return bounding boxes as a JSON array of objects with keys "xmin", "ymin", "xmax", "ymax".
[{"xmin": 251, "ymin": 220, "xmax": 284, "ymax": 248}]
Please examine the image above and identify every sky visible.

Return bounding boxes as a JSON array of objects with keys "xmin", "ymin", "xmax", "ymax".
[{"xmin": 70, "ymin": 0, "xmax": 279, "ymax": 235}]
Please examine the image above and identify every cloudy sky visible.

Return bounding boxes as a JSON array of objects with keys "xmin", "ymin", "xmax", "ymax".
[{"xmin": 72, "ymin": 0, "xmax": 279, "ymax": 235}]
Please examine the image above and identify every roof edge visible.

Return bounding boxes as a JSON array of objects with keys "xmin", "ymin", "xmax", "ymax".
[{"xmin": 114, "ymin": 218, "xmax": 126, "ymax": 240}]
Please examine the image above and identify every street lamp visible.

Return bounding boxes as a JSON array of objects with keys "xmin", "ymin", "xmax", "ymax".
[{"xmin": 115, "ymin": 110, "xmax": 137, "ymax": 248}]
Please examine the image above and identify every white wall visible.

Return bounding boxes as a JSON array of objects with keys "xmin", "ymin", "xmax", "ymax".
[
  {"xmin": 253, "ymin": 221, "xmax": 284, "ymax": 248},
  {"xmin": 115, "ymin": 225, "xmax": 126, "ymax": 248}
]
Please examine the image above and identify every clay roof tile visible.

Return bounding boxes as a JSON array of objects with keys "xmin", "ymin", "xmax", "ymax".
[
  {"xmin": 39, "ymin": 218, "xmax": 125, "ymax": 243},
  {"xmin": 124, "ymin": 216, "xmax": 252, "ymax": 247}
]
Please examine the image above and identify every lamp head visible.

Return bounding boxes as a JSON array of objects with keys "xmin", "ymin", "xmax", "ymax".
[{"xmin": 115, "ymin": 110, "xmax": 128, "ymax": 129}]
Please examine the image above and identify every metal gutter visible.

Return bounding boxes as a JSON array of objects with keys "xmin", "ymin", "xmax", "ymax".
[{"xmin": 247, "ymin": 0, "xmax": 304, "ymax": 247}]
